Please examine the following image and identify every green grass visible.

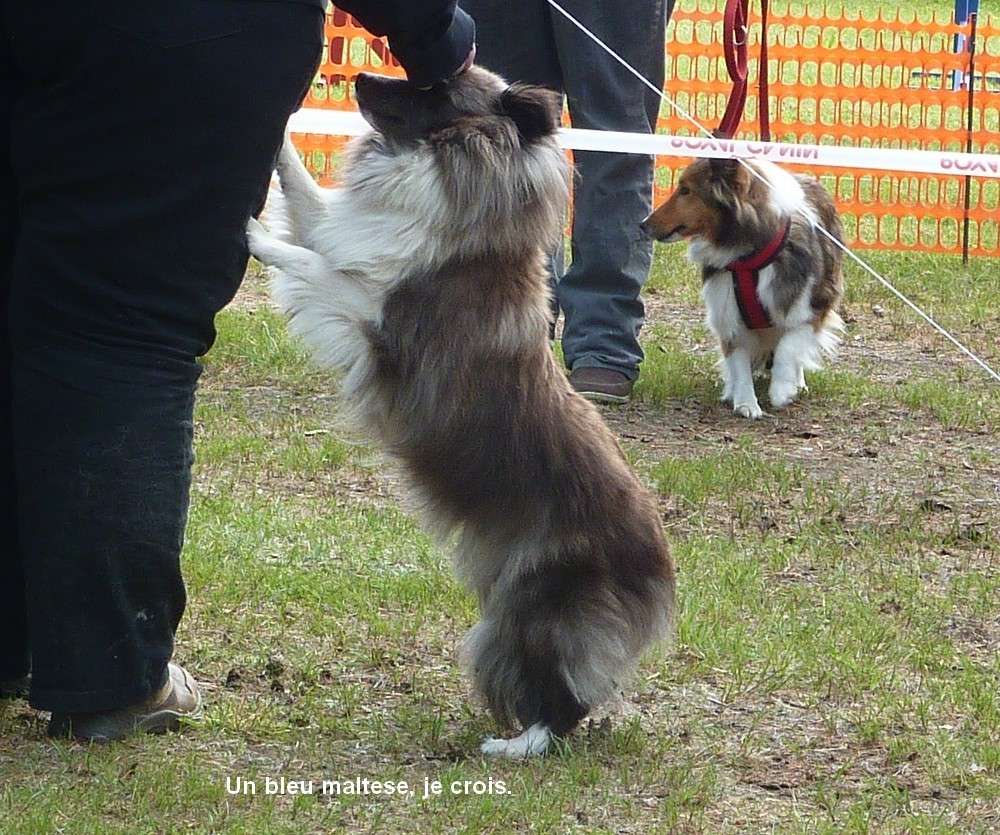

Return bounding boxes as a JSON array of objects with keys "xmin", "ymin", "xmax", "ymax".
[
  {"xmin": 2, "ymin": 236, "xmax": 996, "ymax": 832},
  {"xmin": 634, "ymin": 325, "xmax": 720, "ymax": 404},
  {"xmin": 3, "ymin": 0, "xmax": 999, "ymax": 827},
  {"xmin": 649, "ymin": 439, "xmax": 804, "ymax": 507},
  {"xmin": 195, "ymin": 393, "xmax": 351, "ymax": 475},
  {"xmin": 203, "ymin": 307, "xmax": 325, "ymax": 389}
]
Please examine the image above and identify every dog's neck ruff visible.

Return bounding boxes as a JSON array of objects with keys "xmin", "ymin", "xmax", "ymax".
[{"xmin": 726, "ymin": 217, "xmax": 791, "ymax": 330}]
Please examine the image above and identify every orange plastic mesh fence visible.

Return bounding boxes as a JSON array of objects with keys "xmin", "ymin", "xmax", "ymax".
[{"xmin": 293, "ymin": 1, "xmax": 1000, "ymax": 256}]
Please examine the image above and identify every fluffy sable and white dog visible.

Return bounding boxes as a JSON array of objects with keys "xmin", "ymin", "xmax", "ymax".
[
  {"xmin": 642, "ymin": 157, "xmax": 845, "ymax": 419},
  {"xmin": 247, "ymin": 67, "xmax": 675, "ymax": 758}
]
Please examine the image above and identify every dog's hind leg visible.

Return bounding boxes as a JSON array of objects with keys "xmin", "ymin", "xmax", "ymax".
[
  {"xmin": 471, "ymin": 564, "xmax": 641, "ymax": 759},
  {"xmin": 719, "ymin": 355, "xmax": 734, "ymax": 404},
  {"xmin": 481, "ymin": 723, "xmax": 553, "ymax": 759},
  {"xmin": 482, "ymin": 638, "xmax": 592, "ymax": 759},
  {"xmin": 467, "ymin": 607, "xmax": 590, "ymax": 760}
]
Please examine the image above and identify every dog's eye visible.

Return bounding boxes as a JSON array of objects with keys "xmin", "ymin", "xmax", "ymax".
[{"xmin": 678, "ymin": 186, "xmax": 691, "ymax": 196}]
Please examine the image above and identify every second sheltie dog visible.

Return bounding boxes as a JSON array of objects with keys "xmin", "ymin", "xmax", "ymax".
[
  {"xmin": 247, "ymin": 67, "xmax": 675, "ymax": 758},
  {"xmin": 642, "ymin": 157, "xmax": 844, "ymax": 419}
]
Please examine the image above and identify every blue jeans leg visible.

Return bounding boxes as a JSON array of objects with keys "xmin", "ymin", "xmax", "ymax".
[{"xmin": 552, "ymin": 0, "xmax": 668, "ymax": 380}]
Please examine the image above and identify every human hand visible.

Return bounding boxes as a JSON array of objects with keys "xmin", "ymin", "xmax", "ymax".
[{"xmin": 416, "ymin": 43, "xmax": 476, "ymax": 90}]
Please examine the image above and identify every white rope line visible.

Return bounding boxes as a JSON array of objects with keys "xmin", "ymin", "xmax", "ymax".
[{"xmin": 544, "ymin": 0, "xmax": 1000, "ymax": 384}]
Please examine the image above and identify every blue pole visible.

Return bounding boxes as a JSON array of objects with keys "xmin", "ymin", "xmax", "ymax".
[
  {"xmin": 953, "ymin": 0, "xmax": 980, "ymax": 90},
  {"xmin": 954, "ymin": 0, "xmax": 979, "ymax": 26}
]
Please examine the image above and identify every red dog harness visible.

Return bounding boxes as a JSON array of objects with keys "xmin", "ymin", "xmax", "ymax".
[{"xmin": 726, "ymin": 218, "xmax": 791, "ymax": 330}]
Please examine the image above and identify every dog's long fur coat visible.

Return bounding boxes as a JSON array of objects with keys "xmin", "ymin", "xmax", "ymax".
[{"xmin": 247, "ymin": 67, "xmax": 675, "ymax": 758}]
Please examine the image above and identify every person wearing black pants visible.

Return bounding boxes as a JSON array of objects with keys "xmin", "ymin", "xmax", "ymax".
[
  {"xmin": 0, "ymin": 0, "xmax": 474, "ymax": 741},
  {"xmin": 461, "ymin": 0, "xmax": 672, "ymax": 403}
]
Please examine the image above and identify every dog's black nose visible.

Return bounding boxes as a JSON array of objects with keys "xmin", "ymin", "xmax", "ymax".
[{"xmin": 639, "ymin": 218, "xmax": 652, "ymax": 238}]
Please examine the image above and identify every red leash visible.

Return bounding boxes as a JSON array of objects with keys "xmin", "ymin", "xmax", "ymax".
[{"xmin": 717, "ymin": 0, "xmax": 771, "ymax": 141}]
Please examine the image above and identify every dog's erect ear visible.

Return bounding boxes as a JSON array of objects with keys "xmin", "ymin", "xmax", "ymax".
[
  {"xmin": 498, "ymin": 84, "xmax": 561, "ymax": 143},
  {"xmin": 709, "ymin": 156, "xmax": 739, "ymax": 179},
  {"xmin": 709, "ymin": 156, "xmax": 751, "ymax": 195}
]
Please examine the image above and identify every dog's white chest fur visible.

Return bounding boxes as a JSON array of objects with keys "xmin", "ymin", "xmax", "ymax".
[{"xmin": 701, "ymin": 265, "xmax": 781, "ymax": 345}]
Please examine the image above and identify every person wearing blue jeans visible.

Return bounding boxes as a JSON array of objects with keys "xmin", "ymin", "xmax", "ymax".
[
  {"xmin": 461, "ymin": 0, "xmax": 672, "ymax": 402},
  {"xmin": 0, "ymin": 0, "xmax": 474, "ymax": 742}
]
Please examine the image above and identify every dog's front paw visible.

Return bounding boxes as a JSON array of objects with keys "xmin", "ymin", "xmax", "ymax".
[
  {"xmin": 769, "ymin": 377, "xmax": 800, "ymax": 410},
  {"xmin": 246, "ymin": 216, "xmax": 268, "ymax": 251},
  {"xmin": 246, "ymin": 216, "xmax": 275, "ymax": 265},
  {"xmin": 480, "ymin": 723, "xmax": 551, "ymax": 759},
  {"xmin": 733, "ymin": 400, "xmax": 766, "ymax": 419}
]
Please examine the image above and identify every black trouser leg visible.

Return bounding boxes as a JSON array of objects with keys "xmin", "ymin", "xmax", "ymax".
[
  {"xmin": 460, "ymin": 0, "xmax": 669, "ymax": 366},
  {"xmin": 4, "ymin": 0, "xmax": 323, "ymax": 713},
  {"xmin": 0, "ymin": 21, "xmax": 28, "ymax": 684},
  {"xmin": 552, "ymin": 0, "xmax": 668, "ymax": 379}
]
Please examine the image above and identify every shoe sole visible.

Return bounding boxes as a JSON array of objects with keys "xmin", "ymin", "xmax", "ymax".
[
  {"xmin": 50, "ymin": 702, "xmax": 204, "ymax": 742},
  {"xmin": 130, "ymin": 699, "xmax": 205, "ymax": 739},
  {"xmin": 576, "ymin": 390, "xmax": 631, "ymax": 405},
  {"xmin": 48, "ymin": 673, "xmax": 204, "ymax": 742}
]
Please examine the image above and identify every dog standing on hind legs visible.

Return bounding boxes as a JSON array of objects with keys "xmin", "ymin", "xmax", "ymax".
[
  {"xmin": 247, "ymin": 67, "xmax": 675, "ymax": 758},
  {"xmin": 642, "ymin": 156, "xmax": 845, "ymax": 419}
]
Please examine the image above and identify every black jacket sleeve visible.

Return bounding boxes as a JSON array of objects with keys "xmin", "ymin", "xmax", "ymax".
[{"xmin": 334, "ymin": 1, "xmax": 475, "ymax": 88}]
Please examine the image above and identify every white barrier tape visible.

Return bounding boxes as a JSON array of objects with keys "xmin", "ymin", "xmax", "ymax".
[
  {"xmin": 288, "ymin": 109, "xmax": 1000, "ymax": 179},
  {"xmin": 563, "ymin": 130, "xmax": 1000, "ymax": 179},
  {"xmin": 288, "ymin": 108, "xmax": 367, "ymax": 136}
]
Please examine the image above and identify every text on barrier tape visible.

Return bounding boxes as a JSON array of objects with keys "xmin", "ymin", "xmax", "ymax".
[{"xmin": 287, "ymin": 109, "xmax": 1000, "ymax": 180}]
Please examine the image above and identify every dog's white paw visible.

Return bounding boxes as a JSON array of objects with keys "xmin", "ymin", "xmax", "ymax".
[
  {"xmin": 733, "ymin": 400, "xmax": 765, "ymax": 419},
  {"xmin": 246, "ymin": 217, "xmax": 269, "ymax": 256},
  {"xmin": 480, "ymin": 723, "xmax": 551, "ymax": 759},
  {"xmin": 769, "ymin": 378, "xmax": 800, "ymax": 410}
]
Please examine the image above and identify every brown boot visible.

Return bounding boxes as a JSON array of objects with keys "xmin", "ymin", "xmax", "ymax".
[
  {"xmin": 48, "ymin": 663, "xmax": 202, "ymax": 742},
  {"xmin": 0, "ymin": 674, "xmax": 30, "ymax": 699},
  {"xmin": 569, "ymin": 367, "xmax": 634, "ymax": 404}
]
